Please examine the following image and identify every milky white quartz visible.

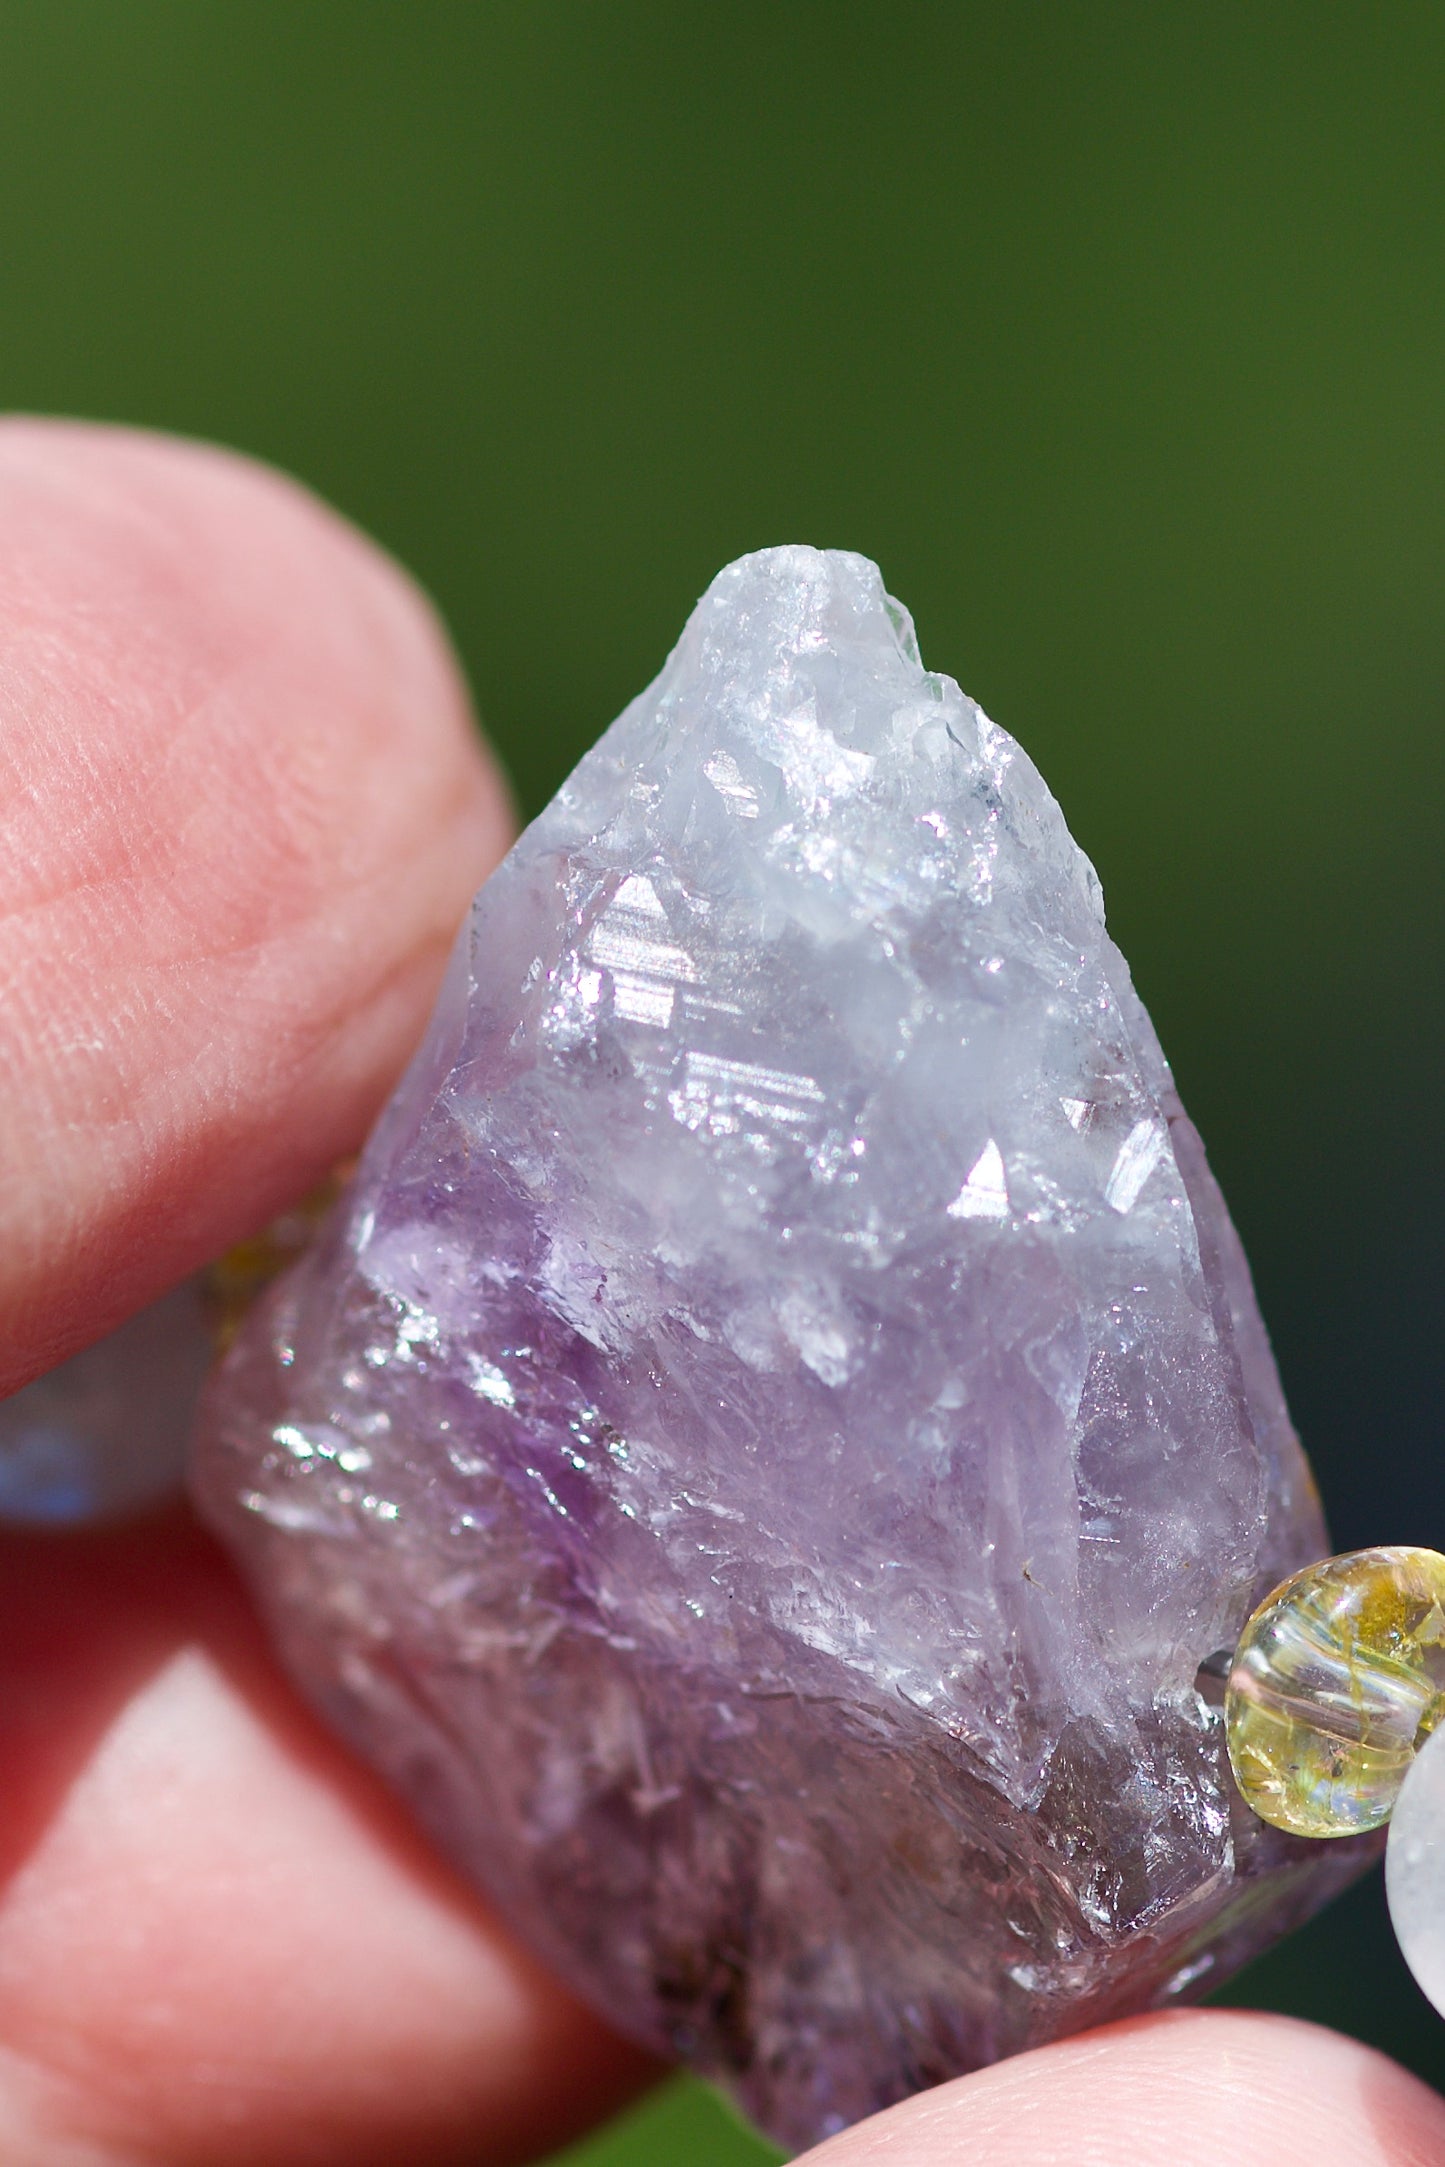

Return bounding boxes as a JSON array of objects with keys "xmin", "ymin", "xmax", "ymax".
[{"xmin": 1388, "ymin": 1721, "xmax": 1445, "ymax": 2017}]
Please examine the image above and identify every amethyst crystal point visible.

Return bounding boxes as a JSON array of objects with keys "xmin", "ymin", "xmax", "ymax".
[{"xmin": 195, "ymin": 548, "xmax": 1361, "ymax": 2147}]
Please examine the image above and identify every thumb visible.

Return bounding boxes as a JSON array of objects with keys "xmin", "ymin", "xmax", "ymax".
[{"xmin": 798, "ymin": 2011, "xmax": 1445, "ymax": 2167}]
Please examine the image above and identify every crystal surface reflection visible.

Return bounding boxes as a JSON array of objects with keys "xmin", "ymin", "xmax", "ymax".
[{"xmin": 195, "ymin": 549, "xmax": 1367, "ymax": 2147}]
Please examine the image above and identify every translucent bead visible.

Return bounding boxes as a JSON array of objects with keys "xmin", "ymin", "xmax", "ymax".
[
  {"xmin": 1386, "ymin": 1718, "xmax": 1445, "ymax": 2018},
  {"xmin": 0, "ymin": 1282, "xmax": 211, "ymax": 1525},
  {"xmin": 1225, "ymin": 1545, "xmax": 1445, "ymax": 1837}
]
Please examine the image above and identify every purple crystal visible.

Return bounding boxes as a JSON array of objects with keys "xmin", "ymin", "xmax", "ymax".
[{"xmin": 194, "ymin": 549, "xmax": 1364, "ymax": 2148}]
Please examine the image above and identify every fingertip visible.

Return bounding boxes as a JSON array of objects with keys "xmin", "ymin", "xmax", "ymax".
[
  {"xmin": 0, "ymin": 419, "xmax": 513, "ymax": 1392},
  {"xmin": 800, "ymin": 2009, "xmax": 1445, "ymax": 2166}
]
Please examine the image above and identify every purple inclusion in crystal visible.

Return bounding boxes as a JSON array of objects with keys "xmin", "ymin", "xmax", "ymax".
[{"xmin": 194, "ymin": 549, "xmax": 1367, "ymax": 2149}]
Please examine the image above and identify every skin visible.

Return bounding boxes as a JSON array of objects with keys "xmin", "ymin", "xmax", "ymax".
[{"xmin": 1, "ymin": 420, "xmax": 1442, "ymax": 2167}]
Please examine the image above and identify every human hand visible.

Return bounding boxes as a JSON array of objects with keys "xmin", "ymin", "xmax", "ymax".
[{"xmin": 2, "ymin": 420, "xmax": 1440, "ymax": 2167}]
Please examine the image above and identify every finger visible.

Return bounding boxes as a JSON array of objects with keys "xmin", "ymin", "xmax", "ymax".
[
  {"xmin": 0, "ymin": 1509, "xmax": 655, "ymax": 2167},
  {"xmin": 0, "ymin": 421, "xmax": 655, "ymax": 2162},
  {"xmin": 798, "ymin": 2009, "xmax": 1445, "ymax": 2167},
  {"xmin": 0, "ymin": 418, "xmax": 511, "ymax": 1393}
]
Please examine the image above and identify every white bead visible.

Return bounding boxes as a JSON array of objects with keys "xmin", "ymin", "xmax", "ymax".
[{"xmin": 1386, "ymin": 1719, "xmax": 1445, "ymax": 2018}]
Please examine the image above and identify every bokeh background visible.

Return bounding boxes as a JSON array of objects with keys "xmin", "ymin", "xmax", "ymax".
[{"xmin": 3, "ymin": 3, "xmax": 1443, "ymax": 2155}]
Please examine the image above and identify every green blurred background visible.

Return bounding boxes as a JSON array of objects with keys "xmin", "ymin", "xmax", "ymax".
[{"xmin": 2, "ymin": 2, "xmax": 1442, "ymax": 2153}]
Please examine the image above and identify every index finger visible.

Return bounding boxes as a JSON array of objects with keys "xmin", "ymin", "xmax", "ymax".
[
  {"xmin": 0, "ymin": 417, "xmax": 508, "ymax": 1392},
  {"xmin": 0, "ymin": 420, "xmax": 655, "ymax": 2164}
]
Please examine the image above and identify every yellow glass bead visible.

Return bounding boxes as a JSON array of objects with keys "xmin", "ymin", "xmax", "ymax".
[{"xmin": 1225, "ymin": 1546, "xmax": 1445, "ymax": 1838}]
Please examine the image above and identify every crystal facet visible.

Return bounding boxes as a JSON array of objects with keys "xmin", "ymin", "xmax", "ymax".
[
  {"xmin": 194, "ymin": 548, "xmax": 1364, "ymax": 2147},
  {"xmin": 1226, "ymin": 1546, "xmax": 1445, "ymax": 1838}
]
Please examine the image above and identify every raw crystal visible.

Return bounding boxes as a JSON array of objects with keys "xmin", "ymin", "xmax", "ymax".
[{"xmin": 194, "ymin": 548, "xmax": 1366, "ymax": 2148}]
